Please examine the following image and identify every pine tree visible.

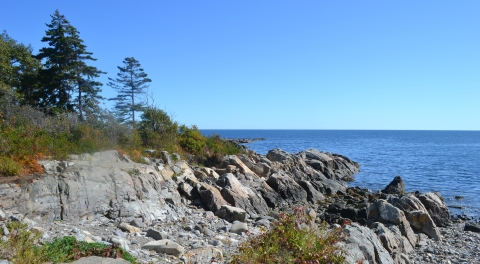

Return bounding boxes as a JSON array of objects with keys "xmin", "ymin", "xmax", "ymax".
[
  {"xmin": 37, "ymin": 10, "xmax": 104, "ymax": 117},
  {"xmin": 108, "ymin": 57, "xmax": 152, "ymax": 125}
]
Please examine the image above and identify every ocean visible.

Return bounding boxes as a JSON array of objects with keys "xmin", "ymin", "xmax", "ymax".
[{"xmin": 201, "ymin": 130, "xmax": 480, "ymax": 219}]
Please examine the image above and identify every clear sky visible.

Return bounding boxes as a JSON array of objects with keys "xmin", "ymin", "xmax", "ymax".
[{"xmin": 1, "ymin": 1, "xmax": 479, "ymax": 130}]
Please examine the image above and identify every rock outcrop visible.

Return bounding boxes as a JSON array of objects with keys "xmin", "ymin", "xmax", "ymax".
[{"xmin": 0, "ymin": 147, "xmax": 458, "ymax": 264}]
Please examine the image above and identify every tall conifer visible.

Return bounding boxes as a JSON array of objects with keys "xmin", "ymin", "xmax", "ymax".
[
  {"xmin": 37, "ymin": 10, "xmax": 104, "ymax": 117},
  {"xmin": 108, "ymin": 57, "xmax": 152, "ymax": 125}
]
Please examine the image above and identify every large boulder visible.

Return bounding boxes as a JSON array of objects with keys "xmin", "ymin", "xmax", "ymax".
[
  {"xmin": 342, "ymin": 223, "xmax": 394, "ymax": 264},
  {"xmin": 406, "ymin": 210, "xmax": 441, "ymax": 241},
  {"xmin": 198, "ymin": 183, "xmax": 230, "ymax": 212},
  {"xmin": 216, "ymin": 173, "xmax": 269, "ymax": 215},
  {"xmin": 388, "ymin": 194, "xmax": 441, "ymax": 240},
  {"xmin": 372, "ymin": 222, "xmax": 412, "ymax": 264},
  {"xmin": 417, "ymin": 192, "xmax": 450, "ymax": 227},
  {"xmin": 297, "ymin": 180, "xmax": 325, "ymax": 203},
  {"xmin": 222, "ymin": 155, "xmax": 258, "ymax": 177},
  {"xmin": 266, "ymin": 148, "xmax": 295, "ymax": 167},
  {"xmin": 382, "ymin": 176, "xmax": 405, "ymax": 195},
  {"xmin": 369, "ymin": 200, "xmax": 417, "ymax": 247},
  {"xmin": 214, "ymin": 205, "xmax": 247, "ymax": 223},
  {"xmin": 266, "ymin": 171, "xmax": 308, "ymax": 203},
  {"xmin": 142, "ymin": 239, "xmax": 184, "ymax": 257}
]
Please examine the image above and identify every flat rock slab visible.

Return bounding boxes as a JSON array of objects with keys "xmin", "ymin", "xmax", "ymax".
[
  {"xmin": 65, "ymin": 256, "xmax": 131, "ymax": 264},
  {"xmin": 464, "ymin": 222, "xmax": 480, "ymax": 233},
  {"xmin": 142, "ymin": 239, "xmax": 184, "ymax": 257}
]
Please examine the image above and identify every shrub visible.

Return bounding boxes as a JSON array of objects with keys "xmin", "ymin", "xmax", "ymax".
[
  {"xmin": 0, "ymin": 221, "xmax": 136, "ymax": 264},
  {"xmin": 137, "ymin": 107, "xmax": 178, "ymax": 152},
  {"xmin": 230, "ymin": 207, "xmax": 345, "ymax": 264},
  {"xmin": 0, "ymin": 221, "xmax": 46, "ymax": 264}
]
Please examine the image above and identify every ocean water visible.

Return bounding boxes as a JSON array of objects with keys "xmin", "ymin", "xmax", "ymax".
[{"xmin": 201, "ymin": 130, "xmax": 480, "ymax": 219}]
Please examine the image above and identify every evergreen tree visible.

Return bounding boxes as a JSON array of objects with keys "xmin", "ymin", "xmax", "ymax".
[
  {"xmin": 37, "ymin": 9, "xmax": 104, "ymax": 117},
  {"xmin": 108, "ymin": 57, "xmax": 152, "ymax": 125}
]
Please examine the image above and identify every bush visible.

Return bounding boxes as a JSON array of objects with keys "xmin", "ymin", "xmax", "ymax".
[
  {"xmin": 0, "ymin": 221, "xmax": 136, "ymax": 264},
  {"xmin": 230, "ymin": 207, "xmax": 345, "ymax": 264},
  {"xmin": 0, "ymin": 221, "xmax": 46, "ymax": 264},
  {"xmin": 137, "ymin": 107, "xmax": 178, "ymax": 152}
]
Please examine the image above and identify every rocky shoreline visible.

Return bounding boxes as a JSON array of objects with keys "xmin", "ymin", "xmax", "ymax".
[{"xmin": 0, "ymin": 148, "xmax": 479, "ymax": 263}]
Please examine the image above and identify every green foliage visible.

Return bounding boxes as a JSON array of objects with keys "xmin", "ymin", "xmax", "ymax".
[
  {"xmin": 37, "ymin": 10, "xmax": 104, "ymax": 116},
  {"xmin": 178, "ymin": 125, "xmax": 207, "ymax": 156},
  {"xmin": 108, "ymin": 57, "xmax": 152, "ymax": 124},
  {"xmin": 0, "ymin": 221, "xmax": 136, "ymax": 264},
  {"xmin": 0, "ymin": 105, "xmax": 132, "ymax": 176},
  {"xmin": 0, "ymin": 156, "xmax": 22, "ymax": 176},
  {"xmin": 230, "ymin": 207, "xmax": 345, "ymax": 264},
  {"xmin": 0, "ymin": 31, "xmax": 42, "ymax": 106},
  {"xmin": 138, "ymin": 107, "xmax": 178, "ymax": 152},
  {"xmin": 44, "ymin": 236, "xmax": 136, "ymax": 263},
  {"xmin": 0, "ymin": 221, "xmax": 46, "ymax": 264}
]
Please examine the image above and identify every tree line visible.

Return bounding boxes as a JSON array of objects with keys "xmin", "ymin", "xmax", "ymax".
[{"xmin": 0, "ymin": 9, "xmax": 150, "ymax": 124}]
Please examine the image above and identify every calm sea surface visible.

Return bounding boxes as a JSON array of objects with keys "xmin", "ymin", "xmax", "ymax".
[{"xmin": 201, "ymin": 130, "xmax": 480, "ymax": 219}]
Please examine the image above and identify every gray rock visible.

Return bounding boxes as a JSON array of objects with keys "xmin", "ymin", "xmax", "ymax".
[
  {"xmin": 222, "ymin": 155, "xmax": 258, "ymax": 177},
  {"xmin": 343, "ymin": 223, "xmax": 395, "ymax": 264},
  {"xmin": 107, "ymin": 236, "xmax": 129, "ymax": 251},
  {"xmin": 266, "ymin": 171, "xmax": 308, "ymax": 203},
  {"xmin": 406, "ymin": 210, "xmax": 441, "ymax": 241},
  {"xmin": 230, "ymin": 222, "xmax": 248, "ymax": 234},
  {"xmin": 183, "ymin": 247, "xmax": 223, "ymax": 263},
  {"xmin": 198, "ymin": 183, "xmax": 230, "ymax": 212},
  {"xmin": 0, "ymin": 209, "xmax": 7, "ymax": 221},
  {"xmin": 129, "ymin": 218, "xmax": 145, "ymax": 228},
  {"xmin": 464, "ymin": 222, "xmax": 480, "ymax": 233},
  {"xmin": 417, "ymin": 192, "xmax": 450, "ymax": 227},
  {"xmin": 216, "ymin": 173, "xmax": 269, "ymax": 215},
  {"xmin": 142, "ymin": 239, "xmax": 184, "ymax": 257},
  {"xmin": 215, "ymin": 205, "xmax": 247, "ymax": 223},
  {"xmin": 382, "ymin": 176, "xmax": 405, "ymax": 195},
  {"xmin": 297, "ymin": 180, "xmax": 325, "ymax": 203},
  {"xmin": 369, "ymin": 200, "xmax": 418, "ymax": 247},
  {"xmin": 68, "ymin": 256, "xmax": 130, "ymax": 264},
  {"xmin": 146, "ymin": 228, "xmax": 169, "ymax": 240}
]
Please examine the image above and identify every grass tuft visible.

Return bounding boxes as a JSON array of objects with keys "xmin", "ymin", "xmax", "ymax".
[{"xmin": 230, "ymin": 206, "xmax": 345, "ymax": 264}]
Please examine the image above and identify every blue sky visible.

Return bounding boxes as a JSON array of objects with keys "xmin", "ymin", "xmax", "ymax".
[{"xmin": 2, "ymin": 1, "xmax": 479, "ymax": 129}]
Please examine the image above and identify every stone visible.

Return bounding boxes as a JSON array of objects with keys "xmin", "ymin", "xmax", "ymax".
[
  {"xmin": 369, "ymin": 200, "xmax": 418, "ymax": 247},
  {"xmin": 142, "ymin": 239, "xmax": 184, "ymax": 257},
  {"xmin": 183, "ymin": 247, "xmax": 223, "ymax": 263},
  {"xmin": 417, "ymin": 192, "xmax": 450, "ymax": 227},
  {"xmin": 118, "ymin": 222, "xmax": 141, "ymax": 233},
  {"xmin": 146, "ymin": 228, "xmax": 169, "ymax": 240},
  {"xmin": 0, "ymin": 209, "xmax": 7, "ymax": 221},
  {"xmin": 266, "ymin": 148, "xmax": 294, "ymax": 166},
  {"xmin": 222, "ymin": 155, "xmax": 258, "ymax": 177},
  {"xmin": 266, "ymin": 171, "xmax": 308, "ymax": 203},
  {"xmin": 108, "ymin": 236, "xmax": 129, "ymax": 251},
  {"xmin": 216, "ymin": 173, "xmax": 269, "ymax": 215},
  {"xmin": 198, "ymin": 183, "xmax": 230, "ymax": 212},
  {"xmin": 252, "ymin": 162, "xmax": 271, "ymax": 178},
  {"xmin": 69, "ymin": 256, "xmax": 131, "ymax": 264},
  {"xmin": 406, "ymin": 210, "xmax": 441, "ymax": 241},
  {"xmin": 297, "ymin": 180, "xmax": 325, "ymax": 203},
  {"xmin": 464, "ymin": 222, "xmax": 480, "ymax": 233},
  {"xmin": 343, "ymin": 223, "xmax": 394, "ymax": 263},
  {"xmin": 129, "ymin": 218, "xmax": 145, "ymax": 228},
  {"xmin": 214, "ymin": 205, "xmax": 247, "ymax": 223},
  {"xmin": 230, "ymin": 222, "xmax": 248, "ymax": 234},
  {"xmin": 382, "ymin": 176, "xmax": 405, "ymax": 195}
]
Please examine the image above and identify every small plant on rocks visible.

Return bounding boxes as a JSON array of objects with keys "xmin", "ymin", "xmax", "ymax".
[
  {"xmin": 230, "ymin": 206, "xmax": 345, "ymax": 264},
  {"xmin": 0, "ymin": 221, "xmax": 136, "ymax": 263}
]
